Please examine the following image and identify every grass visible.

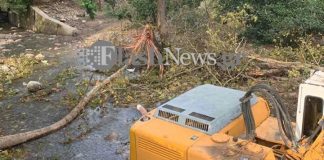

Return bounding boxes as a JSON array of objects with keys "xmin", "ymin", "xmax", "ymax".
[
  {"xmin": 55, "ymin": 67, "xmax": 78, "ymax": 84},
  {"xmin": 0, "ymin": 56, "xmax": 39, "ymax": 99},
  {"xmin": 0, "ymin": 148, "xmax": 27, "ymax": 160}
]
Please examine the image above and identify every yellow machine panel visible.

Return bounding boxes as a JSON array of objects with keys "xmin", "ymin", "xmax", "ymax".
[
  {"xmin": 130, "ymin": 82, "xmax": 324, "ymax": 160},
  {"xmin": 130, "ymin": 99, "xmax": 274, "ymax": 160}
]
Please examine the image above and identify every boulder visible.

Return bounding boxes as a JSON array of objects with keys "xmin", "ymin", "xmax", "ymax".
[
  {"xmin": 35, "ymin": 53, "xmax": 45, "ymax": 60},
  {"xmin": 25, "ymin": 81, "xmax": 43, "ymax": 92}
]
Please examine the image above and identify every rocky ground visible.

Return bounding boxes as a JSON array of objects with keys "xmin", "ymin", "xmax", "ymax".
[{"xmin": 39, "ymin": 0, "xmax": 87, "ymax": 29}]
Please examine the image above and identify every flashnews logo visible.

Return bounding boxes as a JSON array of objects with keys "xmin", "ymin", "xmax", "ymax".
[{"xmin": 77, "ymin": 40, "xmax": 245, "ymax": 71}]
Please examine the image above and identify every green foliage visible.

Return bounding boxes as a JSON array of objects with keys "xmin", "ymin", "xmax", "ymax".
[
  {"xmin": 167, "ymin": 0, "xmax": 203, "ymax": 14},
  {"xmin": 249, "ymin": 1, "xmax": 324, "ymax": 45},
  {"xmin": 106, "ymin": 0, "xmax": 203, "ymax": 22},
  {"xmin": 106, "ymin": 0, "xmax": 134, "ymax": 20},
  {"xmin": 105, "ymin": 0, "xmax": 116, "ymax": 10},
  {"xmin": 105, "ymin": 0, "xmax": 155, "ymax": 21},
  {"xmin": 128, "ymin": 0, "xmax": 156, "ymax": 21},
  {"xmin": 262, "ymin": 35, "xmax": 324, "ymax": 66},
  {"xmin": 81, "ymin": 0, "xmax": 97, "ymax": 19},
  {"xmin": 207, "ymin": 6, "xmax": 251, "ymax": 53},
  {"xmin": 1, "ymin": 0, "xmax": 31, "ymax": 14},
  {"xmin": 169, "ymin": 5, "xmax": 208, "ymax": 50},
  {"xmin": 220, "ymin": 0, "xmax": 324, "ymax": 46}
]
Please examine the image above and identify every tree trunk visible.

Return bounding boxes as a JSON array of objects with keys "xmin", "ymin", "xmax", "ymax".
[
  {"xmin": 0, "ymin": 65, "xmax": 126, "ymax": 150},
  {"xmin": 157, "ymin": 0, "xmax": 167, "ymax": 39},
  {"xmin": 97, "ymin": 0, "xmax": 103, "ymax": 11}
]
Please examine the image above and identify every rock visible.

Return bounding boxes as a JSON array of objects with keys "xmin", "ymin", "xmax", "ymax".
[
  {"xmin": 0, "ymin": 34, "xmax": 18, "ymax": 39},
  {"xmin": 41, "ymin": 60, "xmax": 49, "ymax": 65},
  {"xmin": 74, "ymin": 153, "xmax": 84, "ymax": 158},
  {"xmin": 60, "ymin": 18, "xmax": 66, "ymax": 22},
  {"xmin": 115, "ymin": 147, "xmax": 124, "ymax": 154},
  {"xmin": 25, "ymin": 49, "xmax": 32, "ymax": 51},
  {"xmin": 82, "ymin": 20, "xmax": 86, "ymax": 23},
  {"xmin": 0, "ymin": 65, "xmax": 10, "ymax": 72},
  {"xmin": 77, "ymin": 12, "xmax": 86, "ymax": 17},
  {"xmin": 14, "ymin": 39, "xmax": 22, "ymax": 42},
  {"xmin": 2, "ymin": 49, "xmax": 11, "ymax": 52},
  {"xmin": 104, "ymin": 132, "xmax": 119, "ymax": 142},
  {"xmin": 0, "ymin": 27, "xmax": 3, "ymax": 31},
  {"xmin": 6, "ymin": 39, "xmax": 14, "ymax": 43},
  {"xmin": 25, "ymin": 81, "xmax": 43, "ymax": 92},
  {"xmin": 25, "ymin": 53, "xmax": 34, "ymax": 58},
  {"xmin": 35, "ymin": 53, "xmax": 45, "ymax": 60}
]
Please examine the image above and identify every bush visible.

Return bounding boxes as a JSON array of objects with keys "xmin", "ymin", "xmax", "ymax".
[
  {"xmin": 81, "ymin": 0, "xmax": 97, "ymax": 19},
  {"xmin": 106, "ymin": 0, "xmax": 134, "ymax": 20},
  {"xmin": 167, "ymin": 0, "xmax": 203, "ymax": 14},
  {"xmin": 261, "ymin": 35, "xmax": 324, "ymax": 66},
  {"xmin": 221, "ymin": 0, "xmax": 324, "ymax": 46},
  {"xmin": 168, "ymin": 5, "xmax": 209, "ymax": 50},
  {"xmin": 128, "ymin": 0, "xmax": 156, "ymax": 22},
  {"xmin": 1, "ymin": 0, "xmax": 31, "ymax": 14},
  {"xmin": 105, "ymin": 0, "xmax": 155, "ymax": 22},
  {"xmin": 106, "ymin": 0, "xmax": 203, "ymax": 23}
]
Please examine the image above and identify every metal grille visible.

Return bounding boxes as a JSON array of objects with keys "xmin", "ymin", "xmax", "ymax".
[
  {"xmin": 162, "ymin": 105, "xmax": 185, "ymax": 112},
  {"xmin": 189, "ymin": 112, "xmax": 215, "ymax": 121},
  {"xmin": 138, "ymin": 137, "xmax": 182, "ymax": 160},
  {"xmin": 158, "ymin": 110, "xmax": 179, "ymax": 122},
  {"xmin": 185, "ymin": 118, "xmax": 209, "ymax": 132}
]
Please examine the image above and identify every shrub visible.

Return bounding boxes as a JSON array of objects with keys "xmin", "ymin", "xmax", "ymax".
[
  {"xmin": 2, "ymin": 0, "xmax": 31, "ymax": 14},
  {"xmin": 261, "ymin": 35, "xmax": 324, "ymax": 66},
  {"xmin": 106, "ymin": 0, "xmax": 155, "ymax": 22},
  {"xmin": 128, "ymin": 0, "xmax": 156, "ymax": 22},
  {"xmin": 106, "ymin": 0, "xmax": 134, "ymax": 20},
  {"xmin": 105, "ymin": 0, "xmax": 116, "ymax": 10},
  {"xmin": 169, "ymin": 5, "xmax": 209, "ymax": 50},
  {"xmin": 81, "ymin": 0, "xmax": 97, "ymax": 19},
  {"xmin": 221, "ymin": 0, "xmax": 324, "ymax": 46}
]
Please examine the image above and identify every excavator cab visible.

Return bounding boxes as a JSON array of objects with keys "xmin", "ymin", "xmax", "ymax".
[{"xmin": 296, "ymin": 71, "xmax": 324, "ymax": 141}]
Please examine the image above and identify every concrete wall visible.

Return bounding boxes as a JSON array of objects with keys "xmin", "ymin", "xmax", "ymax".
[
  {"xmin": 32, "ymin": 0, "xmax": 59, "ymax": 5},
  {"xmin": 8, "ymin": 6, "xmax": 78, "ymax": 36},
  {"xmin": 30, "ymin": 6, "xmax": 79, "ymax": 36}
]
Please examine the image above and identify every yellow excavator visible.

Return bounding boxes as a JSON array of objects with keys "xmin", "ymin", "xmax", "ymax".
[{"xmin": 130, "ymin": 70, "xmax": 324, "ymax": 160}]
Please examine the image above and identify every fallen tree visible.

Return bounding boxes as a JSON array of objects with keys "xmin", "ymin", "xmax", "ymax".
[
  {"xmin": 248, "ymin": 55, "xmax": 324, "ymax": 71},
  {"xmin": 246, "ymin": 55, "xmax": 324, "ymax": 78},
  {"xmin": 0, "ymin": 65, "xmax": 127, "ymax": 150}
]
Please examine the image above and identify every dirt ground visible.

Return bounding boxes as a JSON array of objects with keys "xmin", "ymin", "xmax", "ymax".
[{"xmin": 0, "ymin": 2, "xmax": 142, "ymax": 158}]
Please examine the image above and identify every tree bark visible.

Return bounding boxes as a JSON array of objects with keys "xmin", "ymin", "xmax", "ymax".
[
  {"xmin": 0, "ymin": 65, "xmax": 126, "ymax": 150},
  {"xmin": 157, "ymin": 0, "xmax": 167, "ymax": 39},
  {"xmin": 97, "ymin": 0, "xmax": 103, "ymax": 11}
]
